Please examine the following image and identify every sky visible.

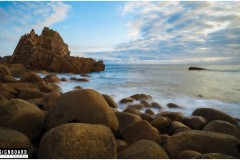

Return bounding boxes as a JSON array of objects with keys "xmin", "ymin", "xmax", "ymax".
[{"xmin": 0, "ymin": 1, "xmax": 240, "ymax": 64}]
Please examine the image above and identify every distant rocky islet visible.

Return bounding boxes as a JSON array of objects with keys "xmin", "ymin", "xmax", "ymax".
[{"xmin": 0, "ymin": 28, "xmax": 240, "ymax": 159}]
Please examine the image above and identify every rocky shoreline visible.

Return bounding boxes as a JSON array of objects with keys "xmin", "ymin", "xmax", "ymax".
[{"xmin": 0, "ymin": 63, "xmax": 240, "ymax": 158}]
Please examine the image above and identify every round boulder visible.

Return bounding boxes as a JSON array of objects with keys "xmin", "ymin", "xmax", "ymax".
[
  {"xmin": 140, "ymin": 113, "xmax": 154, "ymax": 122},
  {"xmin": 192, "ymin": 108, "xmax": 237, "ymax": 125},
  {"xmin": 123, "ymin": 107, "xmax": 141, "ymax": 116},
  {"xmin": 145, "ymin": 108, "xmax": 155, "ymax": 115},
  {"xmin": 115, "ymin": 112, "xmax": 142, "ymax": 133},
  {"xmin": 155, "ymin": 111, "xmax": 184, "ymax": 122},
  {"xmin": 122, "ymin": 120, "xmax": 160, "ymax": 144},
  {"xmin": 20, "ymin": 72, "xmax": 42, "ymax": 83},
  {"xmin": 140, "ymin": 100, "xmax": 151, "ymax": 108},
  {"xmin": 17, "ymin": 89, "xmax": 45, "ymax": 100},
  {"xmin": 127, "ymin": 104, "xmax": 144, "ymax": 110},
  {"xmin": 177, "ymin": 150, "xmax": 201, "ymax": 159},
  {"xmin": 194, "ymin": 153, "xmax": 236, "ymax": 159},
  {"xmin": 151, "ymin": 116, "xmax": 171, "ymax": 133},
  {"xmin": 163, "ymin": 130, "xmax": 240, "ymax": 158},
  {"xmin": 36, "ymin": 81, "xmax": 60, "ymax": 93},
  {"xmin": 120, "ymin": 97, "xmax": 134, "ymax": 103},
  {"xmin": 45, "ymin": 89, "xmax": 119, "ymax": 132},
  {"xmin": 102, "ymin": 94, "xmax": 118, "ymax": 108},
  {"xmin": 116, "ymin": 139, "xmax": 128, "ymax": 152},
  {"xmin": 169, "ymin": 121, "xmax": 191, "ymax": 135},
  {"xmin": 0, "ymin": 127, "xmax": 32, "ymax": 148},
  {"xmin": 118, "ymin": 139, "xmax": 169, "ymax": 159},
  {"xmin": 42, "ymin": 92, "xmax": 61, "ymax": 110},
  {"xmin": 151, "ymin": 102, "xmax": 162, "ymax": 109},
  {"xmin": 183, "ymin": 116, "xmax": 206, "ymax": 130},
  {"xmin": 38, "ymin": 123, "xmax": 117, "ymax": 159},
  {"xmin": 130, "ymin": 93, "xmax": 151, "ymax": 100},
  {"xmin": 43, "ymin": 74, "xmax": 60, "ymax": 83},
  {"xmin": 203, "ymin": 120, "xmax": 240, "ymax": 139},
  {"xmin": 0, "ymin": 99, "xmax": 46, "ymax": 140}
]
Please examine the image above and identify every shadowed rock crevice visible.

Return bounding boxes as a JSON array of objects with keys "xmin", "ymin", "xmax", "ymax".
[{"xmin": 9, "ymin": 27, "xmax": 105, "ymax": 73}]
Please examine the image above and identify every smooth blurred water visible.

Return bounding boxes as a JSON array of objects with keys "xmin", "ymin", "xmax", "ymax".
[{"xmin": 39, "ymin": 64, "xmax": 240, "ymax": 118}]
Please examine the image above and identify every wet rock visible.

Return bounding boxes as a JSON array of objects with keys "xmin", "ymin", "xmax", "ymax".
[
  {"xmin": 81, "ymin": 74, "xmax": 91, "ymax": 77},
  {"xmin": 130, "ymin": 93, "xmax": 152, "ymax": 100},
  {"xmin": 127, "ymin": 104, "xmax": 144, "ymax": 110},
  {"xmin": 116, "ymin": 139, "xmax": 128, "ymax": 152},
  {"xmin": 123, "ymin": 107, "xmax": 141, "ymax": 116},
  {"xmin": 145, "ymin": 108, "xmax": 155, "ymax": 115},
  {"xmin": 38, "ymin": 123, "xmax": 117, "ymax": 158},
  {"xmin": 42, "ymin": 92, "xmax": 61, "ymax": 110},
  {"xmin": 203, "ymin": 120, "xmax": 240, "ymax": 139},
  {"xmin": 177, "ymin": 150, "xmax": 201, "ymax": 159},
  {"xmin": 167, "ymin": 103, "xmax": 184, "ymax": 108},
  {"xmin": 36, "ymin": 81, "xmax": 60, "ymax": 93},
  {"xmin": 20, "ymin": 72, "xmax": 42, "ymax": 83},
  {"xmin": 194, "ymin": 153, "xmax": 236, "ymax": 159},
  {"xmin": 163, "ymin": 130, "xmax": 240, "ymax": 158},
  {"xmin": 118, "ymin": 139, "xmax": 169, "ymax": 159},
  {"xmin": 45, "ymin": 89, "xmax": 119, "ymax": 133},
  {"xmin": 60, "ymin": 77, "xmax": 67, "ymax": 81},
  {"xmin": 73, "ymin": 86, "xmax": 82, "ymax": 90},
  {"xmin": 17, "ymin": 89, "xmax": 45, "ymax": 100},
  {"xmin": 119, "ymin": 97, "xmax": 134, "ymax": 103},
  {"xmin": 140, "ymin": 100, "xmax": 151, "ymax": 108},
  {"xmin": 169, "ymin": 121, "xmax": 191, "ymax": 135},
  {"xmin": 189, "ymin": 67, "xmax": 207, "ymax": 70},
  {"xmin": 43, "ymin": 74, "xmax": 60, "ymax": 83},
  {"xmin": 115, "ymin": 112, "xmax": 142, "ymax": 133},
  {"xmin": 151, "ymin": 102, "xmax": 162, "ymax": 109},
  {"xmin": 140, "ymin": 113, "xmax": 154, "ymax": 122},
  {"xmin": 183, "ymin": 116, "xmax": 206, "ymax": 130},
  {"xmin": 102, "ymin": 94, "xmax": 118, "ymax": 108},
  {"xmin": 0, "ymin": 99, "xmax": 46, "ymax": 140},
  {"xmin": 122, "ymin": 120, "xmax": 160, "ymax": 144},
  {"xmin": 70, "ymin": 77, "xmax": 89, "ymax": 82},
  {"xmin": 0, "ymin": 127, "xmax": 32, "ymax": 148},
  {"xmin": 156, "ymin": 111, "xmax": 184, "ymax": 122},
  {"xmin": 151, "ymin": 116, "xmax": 171, "ymax": 133},
  {"xmin": 192, "ymin": 108, "xmax": 237, "ymax": 125}
]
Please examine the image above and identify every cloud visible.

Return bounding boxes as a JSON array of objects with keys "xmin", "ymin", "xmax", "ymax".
[
  {"xmin": 33, "ymin": 2, "xmax": 71, "ymax": 30},
  {"xmin": 114, "ymin": 1, "xmax": 240, "ymax": 63},
  {"xmin": 0, "ymin": 2, "xmax": 71, "ymax": 56}
]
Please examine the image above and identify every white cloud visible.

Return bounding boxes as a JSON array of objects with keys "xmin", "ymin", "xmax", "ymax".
[
  {"xmin": 33, "ymin": 2, "xmax": 71, "ymax": 30},
  {"xmin": 115, "ymin": 1, "xmax": 240, "ymax": 63}
]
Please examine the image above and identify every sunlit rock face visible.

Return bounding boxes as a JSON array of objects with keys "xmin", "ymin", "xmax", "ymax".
[{"xmin": 10, "ymin": 27, "xmax": 105, "ymax": 73}]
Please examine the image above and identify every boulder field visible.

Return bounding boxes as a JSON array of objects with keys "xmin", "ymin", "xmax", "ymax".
[{"xmin": 0, "ymin": 64, "xmax": 240, "ymax": 158}]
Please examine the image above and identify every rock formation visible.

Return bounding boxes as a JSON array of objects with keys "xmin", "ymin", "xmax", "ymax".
[{"xmin": 9, "ymin": 27, "xmax": 105, "ymax": 73}]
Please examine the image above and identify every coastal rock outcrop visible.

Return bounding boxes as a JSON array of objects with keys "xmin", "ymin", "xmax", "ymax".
[{"xmin": 10, "ymin": 27, "xmax": 105, "ymax": 73}]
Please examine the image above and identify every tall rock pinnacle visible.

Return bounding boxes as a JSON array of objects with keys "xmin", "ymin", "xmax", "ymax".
[{"xmin": 10, "ymin": 27, "xmax": 105, "ymax": 73}]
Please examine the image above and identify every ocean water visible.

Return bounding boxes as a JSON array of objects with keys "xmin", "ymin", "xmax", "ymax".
[{"xmin": 39, "ymin": 64, "xmax": 240, "ymax": 118}]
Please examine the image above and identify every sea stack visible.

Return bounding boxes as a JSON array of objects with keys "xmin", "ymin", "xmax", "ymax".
[{"xmin": 10, "ymin": 27, "xmax": 105, "ymax": 73}]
